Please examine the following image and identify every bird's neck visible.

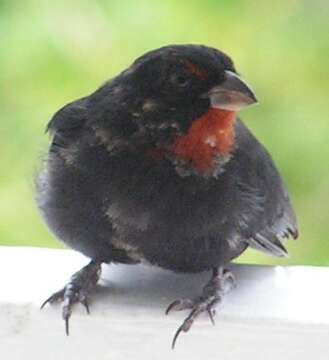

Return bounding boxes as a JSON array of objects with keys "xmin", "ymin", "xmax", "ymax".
[
  {"xmin": 172, "ymin": 108, "xmax": 237, "ymax": 174},
  {"xmin": 144, "ymin": 108, "xmax": 237, "ymax": 177}
]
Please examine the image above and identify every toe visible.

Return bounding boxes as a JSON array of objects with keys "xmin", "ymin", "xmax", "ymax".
[
  {"xmin": 40, "ymin": 288, "xmax": 65, "ymax": 309},
  {"xmin": 165, "ymin": 298, "xmax": 194, "ymax": 314}
]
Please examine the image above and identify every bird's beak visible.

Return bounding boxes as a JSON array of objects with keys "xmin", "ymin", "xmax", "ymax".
[{"xmin": 206, "ymin": 70, "xmax": 258, "ymax": 111}]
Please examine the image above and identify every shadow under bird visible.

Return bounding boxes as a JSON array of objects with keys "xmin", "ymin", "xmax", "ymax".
[{"xmin": 37, "ymin": 44, "xmax": 298, "ymax": 348}]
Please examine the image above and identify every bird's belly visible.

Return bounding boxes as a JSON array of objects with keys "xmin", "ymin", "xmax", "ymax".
[
  {"xmin": 107, "ymin": 187, "xmax": 247, "ymax": 272},
  {"xmin": 111, "ymin": 226, "xmax": 247, "ymax": 273},
  {"xmin": 38, "ymin": 148, "xmax": 248, "ymax": 271},
  {"xmin": 100, "ymin": 156, "xmax": 248, "ymax": 272}
]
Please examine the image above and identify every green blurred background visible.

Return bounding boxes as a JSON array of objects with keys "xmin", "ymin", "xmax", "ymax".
[{"xmin": 1, "ymin": 0, "xmax": 328, "ymax": 265}]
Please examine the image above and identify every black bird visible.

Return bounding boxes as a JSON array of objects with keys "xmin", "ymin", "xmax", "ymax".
[{"xmin": 37, "ymin": 44, "xmax": 298, "ymax": 348}]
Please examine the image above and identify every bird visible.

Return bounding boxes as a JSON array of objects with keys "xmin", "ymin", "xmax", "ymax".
[{"xmin": 36, "ymin": 44, "xmax": 298, "ymax": 348}]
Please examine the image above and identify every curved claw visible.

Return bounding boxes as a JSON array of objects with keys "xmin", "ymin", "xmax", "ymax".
[
  {"xmin": 170, "ymin": 303, "xmax": 215, "ymax": 348},
  {"xmin": 64, "ymin": 313, "xmax": 70, "ymax": 336},
  {"xmin": 166, "ymin": 298, "xmax": 194, "ymax": 314},
  {"xmin": 165, "ymin": 300, "xmax": 182, "ymax": 315},
  {"xmin": 171, "ymin": 310, "xmax": 197, "ymax": 349},
  {"xmin": 62, "ymin": 296, "xmax": 73, "ymax": 336},
  {"xmin": 40, "ymin": 296, "xmax": 53, "ymax": 310},
  {"xmin": 40, "ymin": 289, "xmax": 65, "ymax": 310},
  {"xmin": 171, "ymin": 323, "xmax": 185, "ymax": 349},
  {"xmin": 207, "ymin": 307, "xmax": 215, "ymax": 325}
]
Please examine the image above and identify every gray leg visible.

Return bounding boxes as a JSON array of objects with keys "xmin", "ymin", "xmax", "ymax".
[
  {"xmin": 166, "ymin": 267, "xmax": 236, "ymax": 349},
  {"xmin": 41, "ymin": 260, "xmax": 102, "ymax": 335}
]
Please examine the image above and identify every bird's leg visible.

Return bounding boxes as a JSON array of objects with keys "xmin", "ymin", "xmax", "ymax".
[
  {"xmin": 41, "ymin": 260, "xmax": 102, "ymax": 335},
  {"xmin": 166, "ymin": 267, "xmax": 236, "ymax": 349}
]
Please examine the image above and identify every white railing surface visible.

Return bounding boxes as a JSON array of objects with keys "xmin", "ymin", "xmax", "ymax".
[{"xmin": 1, "ymin": 246, "xmax": 328, "ymax": 359}]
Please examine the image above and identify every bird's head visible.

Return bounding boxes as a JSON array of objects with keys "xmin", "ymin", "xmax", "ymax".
[
  {"xmin": 127, "ymin": 45, "xmax": 256, "ymax": 125},
  {"xmin": 91, "ymin": 45, "xmax": 257, "ymax": 175}
]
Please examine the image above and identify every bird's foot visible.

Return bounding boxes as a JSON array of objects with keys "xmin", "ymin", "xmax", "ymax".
[
  {"xmin": 41, "ymin": 260, "xmax": 101, "ymax": 335},
  {"xmin": 166, "ymin": 267, "xmax": 236, "ymax": 349}
]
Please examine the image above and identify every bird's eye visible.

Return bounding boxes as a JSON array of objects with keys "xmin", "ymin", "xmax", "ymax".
[{"xmin": 171, "ymin": 74, "xmax": 190, "ymax": 87}]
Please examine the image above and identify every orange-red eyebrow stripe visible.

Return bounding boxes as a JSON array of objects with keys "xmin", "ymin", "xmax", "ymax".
[{"xmin": 184, "ymin": 60, "xmax": 208, "ymax": 80}]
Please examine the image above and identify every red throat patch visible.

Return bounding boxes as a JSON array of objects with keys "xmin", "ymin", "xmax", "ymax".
[{"xmin": 173, "ymin": 109, "xmax": 237, "ymax": 173}]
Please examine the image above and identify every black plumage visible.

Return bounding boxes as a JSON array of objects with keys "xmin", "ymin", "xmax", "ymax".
[{"xmin": 37, "ymin": 45, "xmax": 298, "ymax": 346}]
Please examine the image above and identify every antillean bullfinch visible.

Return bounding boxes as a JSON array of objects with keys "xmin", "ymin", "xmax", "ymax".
[{"xmin": 37, "ymin": 45, "xmax": 298, "ymax": 348}]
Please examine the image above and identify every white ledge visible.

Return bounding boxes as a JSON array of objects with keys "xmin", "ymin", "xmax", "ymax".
[{"xmin": 1, "ymin": 246, "xmax": 329, "ymax": 359}]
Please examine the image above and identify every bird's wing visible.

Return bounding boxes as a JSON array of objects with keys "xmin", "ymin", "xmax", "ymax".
[
  {"xmin": 245, "ymin": 188, "xmax": 298, "ymax": 257},
  {"xmin": 233, "ymin": 120, "xmax": 299, "ymax": 257}
]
